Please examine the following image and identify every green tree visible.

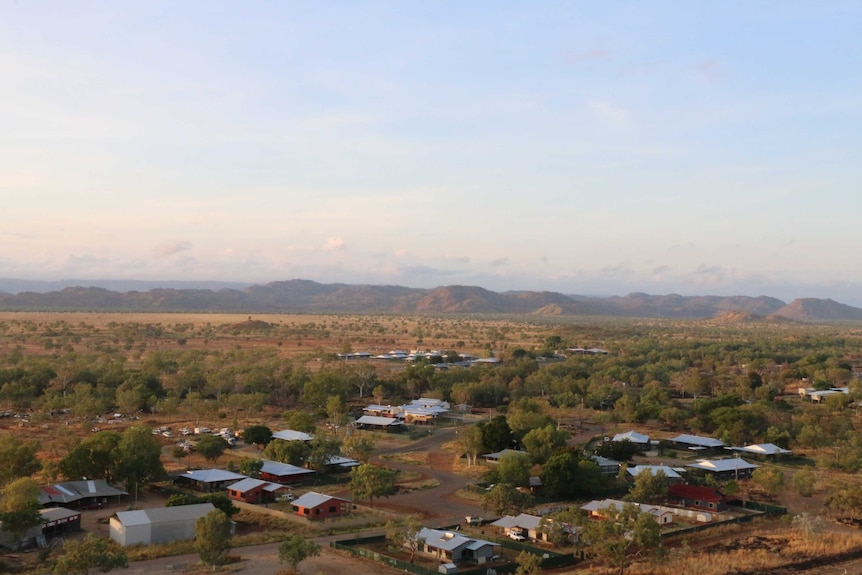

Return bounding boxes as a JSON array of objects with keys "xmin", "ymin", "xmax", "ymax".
[
  {"xmin": 279, "ymin": 533, "xmax": 320, "ymax": 572},
  {"xmin": 385, "ymin": 514, "xmax": 425, "ymax": 563},
  {"xmin": 263, "ymin": 439, "xmax": 311, "ymax": 466},
  {"xmin": 114, "ymin": 426, "xmax": 165, "ymax": 503},
  {"xmin": 582, "ymin": 502, "xmax": 662, "ymax": 575},
  {"xmin": 54, "ymin": 533, "xmax": 128, "ymax": 575},
  {"xmin": 195, "ymin": 509, "xmax": 233, "ymax": 569},
  {"xmin": 282, "ymin": 410, "xmax": 317, "ymax": 433},
  {"xmin": 0, "ymin": 477, "xmax": 43, "ymax": 548},
  {"xmin": 482, "ymin": 484, "xmax": 533, "ymax": 516},
  {"xmin": 239, "ymin": 458, "xmax": 264, "ymax": 477},
  {"xmin": 456, "ymin": 425, "xmax": 484, "ymax": 467},
  {"xmin": 595, "ymin": 440, "xmax": 641, "ymax": 463},
  {"xmin": 540, "ymin": 451, "xmax": 605, "ymax": 499},
  {"xmin": 522, "ymin": 424, "xmax": 568, "ymax": 464},
  {"xmin": 196, "ymin": 435, "xmax": 229, "ymax": 464},
  {"xmin": 752, "ymin": 466, "xmax": 784, "ymax": 496},
  {"xmin": 792, "ymin": 468, "xmax": 816, "ymax": 497},
  {"xmin": 341, "ymin": 433, "xmax": 375, "ymax": 463},
  {"xmin": 477, "ymin": 415, "xmax": 513, "ymax": 453},
  {"xmin": 497, "ymin": 451, "xmax": 531, "ymax": 487},
  {"xmin": 242, "ymin": 424, "xmax": 273, "ymax": 448},
  {"xmin": 514, "ymin": 550, "xmax": 543, "ymax": 575},
  {"xmin": 306, "ymin": 434, "xmax": 342, "ymax": 476},
  {"xmin": 0, "ymin": 436, "xmax": 41, "ymax": 485},
  {"xmin": 59, "ymin": 431, "xmax": 122, "ymax": 481},
  {"xmin": 624, "ymin": 469, "xmax": 669, "ymax": 504},
  {"xmin": 349, "ymin": 463, "xmax": 396, "ymax": 507}
]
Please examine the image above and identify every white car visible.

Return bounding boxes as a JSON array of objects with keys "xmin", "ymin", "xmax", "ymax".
[{"xmin": 508, "ymin": 532, "xmax": 526, "ymax": 541}]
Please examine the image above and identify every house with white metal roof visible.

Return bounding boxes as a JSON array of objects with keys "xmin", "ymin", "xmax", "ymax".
[
  {"xmin": 686, "ymin": 458, "xmax": 760, "ymax": 480},
  {"xmin": 729, "ymin": 443, "xmax": 792, "ymax": 457},
  {"xmin": 272, "ymin": 429, "xmax": 314, "ymax": 442},
  {"xmin": 491, "ymin": 513, "xmax": 548, "ymax": 541},
  {"xmin": 667, "ymin": 434, "xmax": 725, "ymax": 451},
  {"xmin": 413, "ymin": 527, "xmax": 497, "ymax": 564},
  {"xmin": 353, "ymin": 415, "xmax": 405, "ymax": 431},
  {"xmin": 109, "ymin": 503, "xmax": 216, "ymax": 546},
  {"xmin": 626, "ymin": 465, "xmax": 683, "ymax": 481},
  {"xmin": 613, "ymin": 430, "xmax": 650, "ymax": 444}
]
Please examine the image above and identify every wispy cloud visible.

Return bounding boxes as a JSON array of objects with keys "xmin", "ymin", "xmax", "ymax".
[
  {"xmin": 566, "ymin": 48, "xmax": 609, "ymax": 65},
  {"xmin": 323, "ymin": 237, "xmax": 347, "ymax": 252},
  {"xmin": 152, "ymin": 240, "xmax": 193, "ymax": 258},
  {"xmin": 587, "ymin": 100, "xmax": 628, "ymax": 124}
]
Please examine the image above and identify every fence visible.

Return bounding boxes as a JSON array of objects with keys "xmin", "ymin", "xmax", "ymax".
[{"xmin": 333, "ymin": 533, "xmax": 576, "ymax": 573}]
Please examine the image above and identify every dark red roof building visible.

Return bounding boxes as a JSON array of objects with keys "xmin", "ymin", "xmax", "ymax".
[{"xmin": 668, "ymin": 484, "xmax": 729, "ymax": 512}]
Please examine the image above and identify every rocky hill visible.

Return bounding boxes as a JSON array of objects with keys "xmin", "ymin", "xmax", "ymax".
[{"xmin": 1, "ymin": 279, "xmax": 861, "ymax": 321}]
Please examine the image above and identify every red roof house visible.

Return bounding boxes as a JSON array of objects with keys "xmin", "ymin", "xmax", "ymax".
[{"xmin": 668, "ymin": 484, "xmax": 729, "ymax": 512}]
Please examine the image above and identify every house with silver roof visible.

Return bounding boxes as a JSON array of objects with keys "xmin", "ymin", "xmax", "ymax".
[
  {"xmin": 291, "ymin": 491, "xmax": 351, "ymax": 520},
  {"xmin": 413, "ymin": 527, "xmax": 497, "ymax": 564},
  {"xmin": 227, "ymin": 478, "xmax": 291, "ymax": 504},
  {"xmin": 258, "ymin": 460, "xmax": 315, "ymax": 484},
  {"xmin": 686, "ymin": 458, "xmax": 760, "ymax": 480},
  {"xmin": 39, "ymin": 480, "xmax": 127, "ymax": 508},
  {"xmin": 271, "ymin": 429, "xmax": 314, "ymax": 442},
  {"xmin": 175, "ymin": 469, "xmax": 246, "ymax": 492}
]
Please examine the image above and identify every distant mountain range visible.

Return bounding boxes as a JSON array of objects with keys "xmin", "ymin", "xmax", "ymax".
[{"xmin": 1, "ymin": 279, "xmax": 862, "ymax": 322}]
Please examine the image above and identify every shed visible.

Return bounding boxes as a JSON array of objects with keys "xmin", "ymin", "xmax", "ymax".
[{"xmin": 109, "ymin": 503, "xmax": 216, "ymax": 546}]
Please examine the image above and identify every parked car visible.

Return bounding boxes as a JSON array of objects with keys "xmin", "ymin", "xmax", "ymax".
[
  {"xmin": 465, "ymin": 516, "xmax": 485, "ymax": 526},
  {"xmin": 508, "ymin": 532, "xmax": 526, "ymax": 541}
]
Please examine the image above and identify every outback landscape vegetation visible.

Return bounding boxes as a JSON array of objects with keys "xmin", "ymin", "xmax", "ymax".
[{"xmin": 3, "ymin": 289, "xmax": 862, "ymax": 574}]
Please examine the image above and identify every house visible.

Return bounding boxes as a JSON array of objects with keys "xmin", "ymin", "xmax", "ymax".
[
  {"xmin": 39, "ymin": 480, "xmax": 127, "ymax": 508},
  {"xmin": 353, "ymin": 415, "xmax": 405, "ymax": 431},
  {"xmin": 323, "ymin": 455, "xmax": 360, "ymax": 474},
  {"xmin": 291, "ymin": 491, "xmax": 350, "ymax": 520},
  {"xmin": 729, "ymin": 443, "xmax": 792, "ymax": 457},
  {"xmin": 0, "ymin": 507, "xmax": 81, "ymax": 549},
  {"xmin": 109, "ymin": 503, "xmax": 216, "ymax": 546},
  {"xmin": 686, "ymin": 458, "xmax": 760, "ymax": 480},
  {"xmin": 625, "ymin": 465, "xmax": 683, "ymax": 483},
  {"xmin": 491, "ymin": 513, "xmax": 547, "ymax": 542},
  {"xmin": 581, "ymin": 499, "xmax": 674, "ymax": 525},
  {"xmin": 481, "ymin": 449, "xmax": 529, "ymax": 463},
  {"xmin": 590, "ymin": 455, "xmax": 621, "ymax": 476},
  {"xmin": 667, "ymin": 434, "xmax": 725, "ymax": 452},
  {"xmin": 413, "ymin": 527, "xmax": 497, "ymax": 564},
  {"xmin": 612, "ymin": 431, "xmax": 650, "ymax": 446},
  {"xmin": 271, "ymin": 429, "xmax": 314, "ymax": 442},
  {"xmin": 667, "ymin": 484, "xmax": 729, "ymax": 512},
  {"xmin": 175, "ymin": 469, "xmax": 247, "ymax": 492},
  {"xmin": 258, "ymin": 460, "xmax": 315, "ymax": 484},
  {"xmin": 227, "ymin": 478, "xmax": 290, "ymax": 504}
]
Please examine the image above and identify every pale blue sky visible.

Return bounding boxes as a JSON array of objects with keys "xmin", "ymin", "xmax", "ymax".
[{"xmin": 2, "ymin": 2, "xmax": 861, "ymax": 303}]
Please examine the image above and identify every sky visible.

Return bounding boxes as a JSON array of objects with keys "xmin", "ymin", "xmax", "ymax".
[{"xmin": 2, "ymin": 2, "xmax": 862, "ymax": 304}]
